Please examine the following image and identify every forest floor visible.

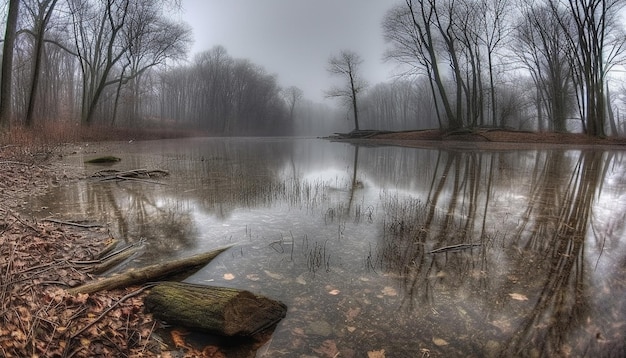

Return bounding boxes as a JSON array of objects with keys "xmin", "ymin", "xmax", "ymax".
[
  {"xmin": 0, "ymin": 126, "xmax": 225, "ymax": 358},
  {"xmin": 1, "ymin": 127, "xmax": 625, "ymax": 357}
]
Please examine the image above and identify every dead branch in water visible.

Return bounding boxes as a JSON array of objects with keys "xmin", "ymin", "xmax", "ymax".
[
  {"xmin": 91, "ymin": 168, "xmax": 169, "ymax": 184},
  {"xmin": 68, "ymin": 246, "xmax": 232, "ymax": 294},
  {"xmin": 429, "ymin": 243, "xmax": 482, "ymax": 254}
]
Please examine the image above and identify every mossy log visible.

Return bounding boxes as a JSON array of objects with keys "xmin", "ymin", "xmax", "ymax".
[
  {"xmin": 145, "ymin": 282, "xmax": 287, "ymax": 336},
  {"xmin": 67, "ymin": 246, "xmax": 232, "ymax": 294}
]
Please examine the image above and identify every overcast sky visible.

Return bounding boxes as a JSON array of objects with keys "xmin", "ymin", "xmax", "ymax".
[{"xmin": 179, "ymin": 0, "xmax": 399, "ymax": 102}]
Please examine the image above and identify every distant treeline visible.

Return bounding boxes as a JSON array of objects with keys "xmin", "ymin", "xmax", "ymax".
[
  {"xmin": 1, "ymin": 0, "xmax": 625, "ymax": 137},
  {"xmin": 160, "ymin": 46, "xmax": 291, "ymax": 136}
]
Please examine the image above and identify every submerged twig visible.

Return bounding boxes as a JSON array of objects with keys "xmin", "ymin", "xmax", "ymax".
[
  {"xmin": 429, "ymin": 243, "xmax": 481, "ymax": 254},
  {"xmin": 43, "ymin": 218, "xmax": 102, "ymax": 229}
]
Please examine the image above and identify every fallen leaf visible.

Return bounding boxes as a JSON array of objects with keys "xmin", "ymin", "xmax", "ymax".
[
  {"xmin": 202, "ymin": 345, "xmax": 226, "ymax": 358},
  {"xmin": 171, "ymin": 329, "xmax": 189, "ymax": 348},
  {"xmin": 432, "ymin": 337, "xmax": 448, "ymax": 346},
  {"xmin": 368, "ymin": 348, "xmax": 386, "ymax": 358},
  {"xmin": 264, "ymin": 270, "xmax": 284, "ymax": 280},
  {"xmin": 223, "ymin": 273, "xmax": 235, "ymax": 280},
  {"xmin": 508, "ymin": 293, "xmax": 528, "ymax": 301},
  {"xmin": 296, "ymin": 273, "xmax": 307, "ymax": 285}
]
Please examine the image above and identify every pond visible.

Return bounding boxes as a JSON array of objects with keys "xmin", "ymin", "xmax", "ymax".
[{"xmin": 31, "ymin": 137, "xmax": 626, "ymax": 357}]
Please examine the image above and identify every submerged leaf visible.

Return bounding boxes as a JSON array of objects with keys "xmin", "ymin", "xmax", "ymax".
[
  {"xmin": 263, "ymin": 270, "xmax": 284, "ymax": 280},
  {"xmin": 223, "ymin": 273, "xmax": 235, "ymax": 280},
  {"xmin": 381, "ymin": 286, "xmax": 397, "ymax": 296},
  {"xmin": 508, "ymin": 293, "xmax": 528, "ymax": 301}
]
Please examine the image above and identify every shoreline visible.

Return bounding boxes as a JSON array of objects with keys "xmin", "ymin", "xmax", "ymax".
[
  {"xmin": 328, "ymin": 129, "xmax": 626, "ymax": 150},
  {"xmin": 0, "ymin": 145, "xmax": 163, "ymax": 357}
]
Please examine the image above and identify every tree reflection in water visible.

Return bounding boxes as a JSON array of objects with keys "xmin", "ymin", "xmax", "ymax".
[
  {"xmin": 28, "ymin": 139, "xmax": 626, "ymax": 356},
  {"xmin": 374, "ymin": 148, "xmax": 625, "ymax": 357}
]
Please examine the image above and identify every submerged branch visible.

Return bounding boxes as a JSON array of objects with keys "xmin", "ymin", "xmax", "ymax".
[
  {"xmin": 42, "ymin": 218, "xmax": 102, "ymax": 228},
  {"xmin": 91, "ymin": 168, "xmax": 169, "ymax": 184},
  {"xmin": 429, "ymin": 243, "xmax": 482, "ymax": 254}
]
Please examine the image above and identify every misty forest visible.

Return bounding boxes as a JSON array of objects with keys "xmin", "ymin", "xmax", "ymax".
[
  {"xmin": 0, "ymin": 0, "xmax": 625, "ymax": 136},
  {"xmin": 1, "ymin": 1, "xmax": 626, "ymax": 358}
]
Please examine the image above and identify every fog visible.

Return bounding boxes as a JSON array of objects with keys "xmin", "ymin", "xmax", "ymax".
[{"xmin": 180, "ymin": 0, "xmax": 398, "ymax": 103}]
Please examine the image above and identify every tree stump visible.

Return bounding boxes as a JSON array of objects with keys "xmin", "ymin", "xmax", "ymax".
[{"xmin": 145, "ymin": 282, "xmax": 287, "ymax": 336}]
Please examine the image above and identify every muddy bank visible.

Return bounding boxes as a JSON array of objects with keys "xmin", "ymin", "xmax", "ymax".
[{"xmin": 0, "ymin": 144, "xmax": 163, "ymax": 357}]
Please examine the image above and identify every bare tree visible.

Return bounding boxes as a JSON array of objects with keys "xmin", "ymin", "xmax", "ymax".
[
  {"xmin": 0, "ymin": 0, "xmax": 20, "ymax": 130},
  {"xmin": 282, "ymin": 86, "xmax": 303, "ymax": 121},
  {"xmin": 383, "ymin": 1, "xmax": 464, "ymax": 129},
  {"xmin": 515, "ymin": 3, "xmax": 575, "ymax": 132},
  {"xmin": 550, "ymin": 0, "xmax": 626, "ymax": 136},
  {"xmin": 158, "ymin": 47, "xmax": 290, "ymax": 135},
  {"xmin": 326, "ymin": 50, "xmax": 367, "ymax": 131},
  {"xmin": 23, "ymin": 0, "xmax": 59, "ymax": 127},
  {"xmin": 69, "ymin": 0, "xmax": 132, "ymax": 125},
  {"xmin": 112, "ymin": 0, "xmax": 191, "ymax": 125}
]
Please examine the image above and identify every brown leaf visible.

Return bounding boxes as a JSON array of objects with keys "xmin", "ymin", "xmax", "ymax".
[{"xmin": 171, "ymin": 329, "xmax": 189, "ymax": 348}]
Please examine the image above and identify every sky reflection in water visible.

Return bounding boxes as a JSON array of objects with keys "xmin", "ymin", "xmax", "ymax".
[{"xmin": 34, "ymin": 138, "xmax": 626, "ymax": 357}]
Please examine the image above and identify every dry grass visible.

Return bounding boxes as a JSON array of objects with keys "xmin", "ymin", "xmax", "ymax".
[{"xmin": 0, "ymin": 121, "xmax": 206, "ymax": 151}]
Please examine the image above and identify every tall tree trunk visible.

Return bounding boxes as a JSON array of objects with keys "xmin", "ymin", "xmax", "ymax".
[
  {"xmin": 0, "ymin": 0, "xmax": 20, "ymax": 130},
  {"xmin": 350, "ymin": 73, "xmax": 360, "ymax": 131},
  {"xmin": 26, "ymin": 0, "xmax": 59, "ymax": 127},
  {"xmin": 606, "ymin": 83, "xmax": 617, "ymax": 136}
]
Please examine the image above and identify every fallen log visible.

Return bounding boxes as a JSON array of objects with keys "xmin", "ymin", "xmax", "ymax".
[
  {"xmin": 67, "ymin": 246, "xmax": 232, "ymax": 294},
  {"xmin": 145, "ymin": 282, "xmax": 287, "ymax": 336}
]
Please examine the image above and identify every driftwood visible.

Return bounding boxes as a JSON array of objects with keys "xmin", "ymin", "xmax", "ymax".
[
  {"xmin": 67, "ymin": 246, "xmax": 232, "ymax": 294},
  {"xmin": 88, "ymin": 245, "xmax": 142, "ymax": 274},
  {"xmin": 145, "ymin": 282, "xmax": 287, "ymax": 336}
]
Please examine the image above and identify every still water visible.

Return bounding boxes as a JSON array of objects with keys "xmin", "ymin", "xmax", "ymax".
[{"xmin": 32, "ymin": 138, "xmax": 626, "ymax": 357}]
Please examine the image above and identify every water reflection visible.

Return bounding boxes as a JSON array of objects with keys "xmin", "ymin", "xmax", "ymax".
[{"xmin": 31, "ymin": 138, "xmax": 626, "ymax": 357}]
